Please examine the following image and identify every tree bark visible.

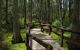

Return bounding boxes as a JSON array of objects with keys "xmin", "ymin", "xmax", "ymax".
[
  {"xmin": 12, "ymin": 0, "xmax": 23, "ymax": 43},
  {"xmin": 68, "ymin": 0, "xmax": 80, "ymax": 50}
]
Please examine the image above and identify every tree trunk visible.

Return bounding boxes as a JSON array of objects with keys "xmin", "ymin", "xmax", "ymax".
[
  {"xmin": 12, "ymin": 0, "xmax": 23, "ymax": 44},
  {"xmin": 68, "ymin": 0, "xmax": 80, "ymax": 50}
]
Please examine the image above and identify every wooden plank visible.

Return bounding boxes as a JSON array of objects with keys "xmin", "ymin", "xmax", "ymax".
[
  {"xmin": 41, "ymin": 24, "xmax": 50, "ymax": 26},
  {"xmin": 32, "ymin": 36, "xmax": 53, "ymax": 50},
  {"xmin": 32, "ymin": 34, "xmax": 53, "ymax": 40}
]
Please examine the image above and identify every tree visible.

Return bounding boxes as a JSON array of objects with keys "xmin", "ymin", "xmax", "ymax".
[
  {"xmin": 68, "ymin": 0, "xmax": 80, "ymax": 50},
  {"xmin": 12, "ymin": 0, "xmax": 23, "ymax": 43}
]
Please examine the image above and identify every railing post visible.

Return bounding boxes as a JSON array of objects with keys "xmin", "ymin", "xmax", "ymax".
[
  {"xmin": 49, "ymin": 25, "xmax": 52, "ymax": 35},
  {"xmin": 29, "ymin": 36, "xmax": 32, "ymax": 50},
  {"xmin": 46, "ymin": 46, "xmax": 53, "ymax": 50},
  {"xmin": 61, "ymin": 30, "xmax": 64, "ymax": 47},
  {"xmin": 26, "ymin": 26, "xmax": 32, "ymax": 50}
]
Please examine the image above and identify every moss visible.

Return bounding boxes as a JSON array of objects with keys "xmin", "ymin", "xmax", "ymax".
[
  {"xmin": 3, "ymin": 30, "xmax": 27, "ymax": 50},
  {"xmin": 10, "ymin": 43, "xmax": 26, "ymax": 50}
]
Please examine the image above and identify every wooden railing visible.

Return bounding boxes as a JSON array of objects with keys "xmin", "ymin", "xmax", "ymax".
[{"xmin": 26, "ymin": 23, "xmax": 80, "ymax": 50}]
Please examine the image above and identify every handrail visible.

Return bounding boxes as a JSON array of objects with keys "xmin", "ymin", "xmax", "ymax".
[
  {"xmin": 52, "ymin": 25, "xmax": 80, "ymax": 34},
  {"xmin": 30, "ymin": 34, "xmax": 53, "ymax": 50}
]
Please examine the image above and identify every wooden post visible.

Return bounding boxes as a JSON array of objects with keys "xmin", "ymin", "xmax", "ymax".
[
  {"xmin": 61, "ymin": 30, "xmax": 64, "ymax": 47},
  {"xmin": 26, "ymin": 27, "xmax": 32, "ymax": 50}
]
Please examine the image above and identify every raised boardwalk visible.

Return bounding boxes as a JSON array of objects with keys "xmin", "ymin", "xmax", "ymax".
[{"xmin": 29, "ymin": 28, "xmax": 65, "ymax": 50}]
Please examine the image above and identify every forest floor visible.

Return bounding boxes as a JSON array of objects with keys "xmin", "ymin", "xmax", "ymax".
[{"xmin": 3, "ymin": 29, "xmax": 26, "ymax": 50}]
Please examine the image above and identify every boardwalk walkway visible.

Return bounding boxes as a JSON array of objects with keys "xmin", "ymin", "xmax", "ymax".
[{"xmin": 29, "ymin": 28, "xmax": 65, "ymax": 50}]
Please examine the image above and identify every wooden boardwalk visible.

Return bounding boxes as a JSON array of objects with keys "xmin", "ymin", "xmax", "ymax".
[{"xmin": 29, "ymin": 28, "xmax": 65, "ymax": 50}]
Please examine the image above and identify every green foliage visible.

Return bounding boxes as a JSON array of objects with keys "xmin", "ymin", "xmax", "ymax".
[
  {"xmin": 51, "ymin": 32, "xmax": 60, "ymax": 43},
  {"xmin": 10, "ymin": 43, "xmax": 26, "ymax": 50},
  {"xmin": 20, "ymin": 29, "xmax": 26, "ymax": 40},
  {"xmin": 2, "ymin": 29, "xmax": 26, "ymax": 50},
  {"xmin": 51, "ymin": 32, "xmax": 69, "ymax": 50}
]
